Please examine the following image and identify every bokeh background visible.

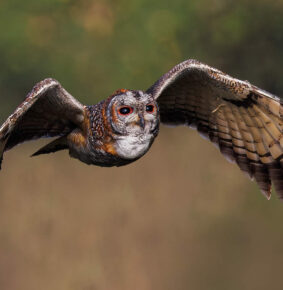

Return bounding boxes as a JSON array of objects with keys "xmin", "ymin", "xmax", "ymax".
[{"xmin": 0, "ymin": 0, "xmax": 283, "ymax": 289}]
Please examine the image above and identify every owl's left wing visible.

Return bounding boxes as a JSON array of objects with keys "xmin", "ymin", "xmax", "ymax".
[{"xmin": 147, "ymin": 59, "xmax": 283, "ymax": 199}]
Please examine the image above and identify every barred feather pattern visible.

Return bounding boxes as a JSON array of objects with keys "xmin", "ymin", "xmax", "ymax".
[
  {"xmin": 0, "ymin": 78, "xmax": 85, "ymax": 168},
  {"xmin": 148, "ymin": 59, "xmax": 283, "ymax": 199}
]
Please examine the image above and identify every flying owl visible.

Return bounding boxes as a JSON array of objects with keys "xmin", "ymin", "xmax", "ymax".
[{"xmin": 0, "ymin": 60, "xmax": 282, "ymax": 199}]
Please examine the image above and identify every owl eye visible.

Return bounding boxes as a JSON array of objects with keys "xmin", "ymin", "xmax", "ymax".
[
  {"xmin": 146, "ymin": 104, "xmax": 155, "ymax": 113},
  {"xmin": 118, "ymin": 106, "xmax": 133, "ymax": 115}
]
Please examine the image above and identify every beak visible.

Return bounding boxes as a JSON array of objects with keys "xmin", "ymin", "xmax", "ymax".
[{"xmin": 138, "ymin": 114, "xmax": 145, "ymax": 129}]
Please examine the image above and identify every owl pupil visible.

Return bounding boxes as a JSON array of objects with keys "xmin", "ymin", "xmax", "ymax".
[
  {"xmin": 146, "ymin": 105, "xmax": 154, "ymax": 112},
  {"xmin": 119, "ymin": 107, "xmax": 132, "ymax": 115}
]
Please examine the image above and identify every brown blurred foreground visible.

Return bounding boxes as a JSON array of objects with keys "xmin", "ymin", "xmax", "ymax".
[{"xmin": 0, "ymin": 126, "xmax": 283, "ymax": 290}]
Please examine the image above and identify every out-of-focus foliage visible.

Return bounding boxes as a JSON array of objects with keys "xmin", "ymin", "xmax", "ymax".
[
  {"xmin": 0, "ymin": 1, "xmax": 283, "ymax": 290},
  {"xmin": 0, "ymin": 0, "xmax": 282, "ymax": 119}
]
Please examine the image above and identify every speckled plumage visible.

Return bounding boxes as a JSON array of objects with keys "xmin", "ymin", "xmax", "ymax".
[{"xmin": 0, "ymin": 59, "xmax": 283, "ymax": 199}]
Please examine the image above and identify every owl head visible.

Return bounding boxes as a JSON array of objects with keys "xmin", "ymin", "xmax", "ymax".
[
  {"xmin": 105, "ymin": 89, "xmax": 160, "ymax": 159},
  {"xmin": 107, "ymin": 89, "xmax": 159, "ymax": 136}
]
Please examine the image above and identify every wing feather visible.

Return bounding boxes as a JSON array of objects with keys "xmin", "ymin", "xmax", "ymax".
[
  {"xmin": 147, "ymin": 59, "xmax": 283, "ymax": 199},
  {"xmin": 0, "ymin": 78, "xmax": 85, "ymax": 169}
]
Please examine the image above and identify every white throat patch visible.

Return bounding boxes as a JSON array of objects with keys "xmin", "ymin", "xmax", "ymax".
[{"xmin": 114, "ymin": 134, "xmax": 152, "ymax": 159}]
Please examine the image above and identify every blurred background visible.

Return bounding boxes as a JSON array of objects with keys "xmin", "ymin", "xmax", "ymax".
[{"xmin": 0, "ymin": 0, "xmax": 283, "ymax": 289}]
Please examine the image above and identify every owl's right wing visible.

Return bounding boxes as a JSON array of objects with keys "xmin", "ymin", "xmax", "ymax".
[
  {"xmin": 147, "ymin": 59, "xmax": 283, "ymax": 199},
  {"xmin": 0, "ymin": 78, "xmax": 85, "ymax": 169}
]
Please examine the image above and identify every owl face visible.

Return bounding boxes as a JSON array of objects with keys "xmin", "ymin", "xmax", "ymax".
[
  {"xmin": 106, "ymin": 90, "xmax": 159, "ymax": 159},
  {"xmin": 107, "ymin": 90, "xmax": 159, "ymax": 136}
]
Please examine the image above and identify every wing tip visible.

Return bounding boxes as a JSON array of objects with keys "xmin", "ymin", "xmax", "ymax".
[
  {"xmin": 260, "ymin": 189, "xmax": 271, "ymax": 200},
  {"xmin": 30, "ymin": 151, "xmax": 41, "ymax": 157},
  {"xmin": 31, "ymin": 137, "xmax": 68, "ymax": 158}
]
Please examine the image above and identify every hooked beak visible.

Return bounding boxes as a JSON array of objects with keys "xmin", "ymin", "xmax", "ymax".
[{"xmin": 138, "ymin": 114, "xmax": 145, "ymax": 129}]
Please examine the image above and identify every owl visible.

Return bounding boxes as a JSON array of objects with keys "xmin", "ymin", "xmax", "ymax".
[{"xmin": 0, "ymin": 59, "xmax": 282, "ymax": 199}]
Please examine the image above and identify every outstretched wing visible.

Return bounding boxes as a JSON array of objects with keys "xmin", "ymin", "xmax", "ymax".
[
  {"xmin": 147, "ymin": 59, "xmax": 283, "ymax": 199},
  {"xmin": 0, "ymin": 78, "xmax": 85, "ymax": 168}
]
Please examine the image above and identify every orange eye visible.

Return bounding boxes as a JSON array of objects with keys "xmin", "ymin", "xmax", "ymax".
[
  {"xmin": 146, "ymin": 104, "xmax": 155, "ymax": 113},
  {"xmin": 118, "ymin": 106, "xmax": 133, "ymax": 115}
]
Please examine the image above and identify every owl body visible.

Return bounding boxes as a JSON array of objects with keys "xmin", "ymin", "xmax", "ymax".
[{"xmin": 67, "ymin": 90, "xmax": 159, "ymax": 167}]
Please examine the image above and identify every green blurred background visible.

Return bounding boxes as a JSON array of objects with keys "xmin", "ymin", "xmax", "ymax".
[{"xmin": 0, "ymin": 0, "xmax": 283, "ymax": 289}]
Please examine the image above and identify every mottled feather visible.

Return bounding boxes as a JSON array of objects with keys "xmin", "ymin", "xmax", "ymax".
[
  {"xmin": 147, "ymin": 59, "xmax": 283, "ymax": 199},
  {"xmin": 0, "ymin": 78, "xmax": 85, "ymax": 167}
]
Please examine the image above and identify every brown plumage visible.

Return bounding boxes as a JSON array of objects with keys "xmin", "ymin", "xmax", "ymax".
[{"xmin": 0, "ymin": 59, "xmax": 282, "ymax": 199}]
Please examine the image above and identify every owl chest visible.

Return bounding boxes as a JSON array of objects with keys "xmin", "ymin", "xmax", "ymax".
[
  {"xmin": 114, "ymin": 135, "xmax": 153, "ymax": 160},
  {"xmin": 92, "ymin": 135, "xmax": 153, "ymax": 166},
  {"xmin": 69, "ymin": 132, "xmax": 153, "ymax": 167},
  {"xmin": 68, "ymin": 134, "xmax": 137, "ymax": 167}
]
